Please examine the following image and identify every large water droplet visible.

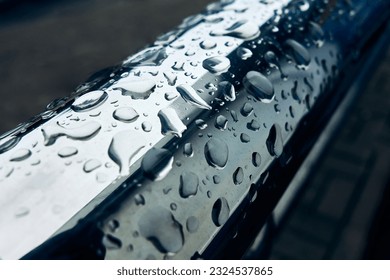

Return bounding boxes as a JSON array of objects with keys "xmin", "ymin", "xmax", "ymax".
[
  {"xmin": 58, "ymin": 147, "xmax": 78, "ymax": 158},
  {"xmin": 247, "ymin": 119, "xmax": 260, "ymax": 131},
  {"xmin": 243, "ymin": 71, "xmax": 275, "ymax": 103},
  {"xmin": 71, "ymin": 90, "xmax": 108, "ymax": 112},
  {"xmin": 42, "ymin": 121, "xmax": 101, "ymax": 146},
  {"xmin": 266, "ymin": 124, "xmax": 283, "ymax": 157},
  {"xmin": 113, "ymin": 107, "xmax": 139, "ymax": 123},
  {"xmin": 212, "ymin": 197, "xmax": 230, "ymax": 227},
  {"xmin": 158, "ymin": 108, "xmax": 187, "ymax": 137},
  {"xmin": 204, "ymin": 138, "xmax": 228, "ymax": 169},
  {"xmin": 211, "ymin": 20, "xmax": 260, "ymax": 40},
  {"xmin": 252, "ymin": 152, "xmax": 261, "ymax": 167},
  {"xmin": 218, "ymin": 81, "xmax": 236, "ymax": 101},
  {"xmin": 285, "ymin": 39, "xmax": 311, "ymax": 68},
  {"xmin": 108, "ymin": 130, "xmax": 146, "ymax": 176},
  {"xmin": 237, "ymin": 47, "xmax": 253, "ymax": 60},
  {"xmin": 141, "ymin": 148, "xmax": 173, "ymax": 181},
  {"xmin": 138, "ymin": 207, "xmax": 184, "ymax": 254},
  {"xmin": 124, "ymin": 47, "xmax": 167, "ymax": 67},
  {"xmin": 114, "ymin": 80, "xmax": 156, "ymax": 100},
  {"xmin": 200, "ymin": 40, "xmax": 217, "ymax": 50},
  {"xmin": 179, "ymin": 171, "xmax": 199, "ymax": 198},
  {"xmin": 215, "ymin": 115, "xmax": 228, "ymax": 130},
  {"xmin": 186, "ymin": 216, "xmax": 199, "ymax": 233},
  {"xmin": 233, "ymin": 167, "xmax": 244, "ymax": 185},
  {"xmin": 0, "ymin": 136, "xmax": 20, "ymax": 155},
  {"xmin": 83, "ymin": 159, "xmax": 102, "ymax": 172},
  {"xmin": 176, "ymin": 84, "xmax": 211, "ymax": 110},
  {"xmin": 202, "ymin": 56, "xmax": 230, "ymax": 75},
  {"xmin": 9, "ymin": 148, "xmax": 31, "ymax": 161}
]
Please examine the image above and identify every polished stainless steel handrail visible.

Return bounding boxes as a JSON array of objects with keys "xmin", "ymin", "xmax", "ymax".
[{"xmin": 0, "ymin": 0, "xmax": 389, "ymax": 259}]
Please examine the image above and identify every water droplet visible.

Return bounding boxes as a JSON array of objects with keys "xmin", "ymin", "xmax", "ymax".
[
  {"xmin": 218, "ymin": 81, "xmax": 236, "ymax": 101},
  {"xmin": 163, "ymin": 72, "xmax": 178, "ymax": 86},
  {"xmin": 9, "ymin": 148, "xmax": 31, "ymax": 161},
  {"xmin": 204, "ymin": 138, "xmax": 228, "ymax": 169},
  {"xmin": 170, "ymin": 203, "xmax": 177, "ymax": 211},
  {"xmin": 179, "ymin": 171, "xmax": 199, "ymax": 198},
  {"xmin": 215, "ymin": 115, "xmax": 228, "ymax": 130},
  {"xmin": 291, "ymin": 81, "xmax": 303, "ymax": 101},
  {"xmin": 289, "ymin": 106, "xmax": 295, "ymax": 118},
  {"xmin": 240, "ymin": 133, "xmax": 250, "ymax": 143},
  {"xmin": 212, "ymin": 197, "xmax": 230, "ymax": 227},
  {"xmin": 202, "ymin": 56, "xmax": 230, "ymax": 75},
  {"xmin": 83, "ymin": 159, "xmax": 102, "ymax": 172},
  {"xmin": 15, "ymin": 207, "xmax": 30, "ymax": 218},
  {"xmin": 158, "ymin": 108, "xmax": 187, "ymax": 137},
  {"xmin": 141, "ymin": 121, "xmax": 152, "ymax": 132},
  {"xmin": 164, "ymin": 92, "xmax": 178, "ymax": 101},
  {"xmin": 230, "ymin": 110, "xmax": 238, "ymax": 122},
  {"xmin": 124, "ymin": 47, "xmax": 167, "ymax": 67},
  {"xmin": 211, "ymin": 20, "xmax": 260, "ymax": 40},
  {"xmin": 108, "ymin": 130, "xmax": 146, "ymax": 176},
  {"xmin": 107, "ymin": 219, "xmax": 120, "ymax": 233},
  {"xmin": 177, "ymin": 84, "xmax": 211, "ymax": 110},
  {"xmin": 102, "ymin": 234, "xmax": 122, "ymax": 250},
  {"xmin": 113, "ymin": 107, "xmax": 139, "ymax": 123},
  {"xmin": 233, "ymin": 167, "xmax": 244, "ymax": 184},
  {"xmin": 285, "ymin": 39, "xmax": 311, "ymax": 68},
  {"xmin": 141, "ymin": 148, "xmax": 173, "ymax": 181},
  {"xmin": 195, "ymin": 119, "xmax": 207, "ymax": 129},
  {"xmin": 243, "ymin": 71, "xmax": 275, "ymax": 103},
  {"xmin": 183, "ymin": 143, "xmax": 193, "ymax": 157},
  {"xmin": 71, "ymin": 90, "xmax": 108, "ymax": 112},
  {"xmin": 252, "ymin": 152, "xmax": 261, "ymax": 167},
  {"xmin": 247, "ymin": 119, "xmax": 260, "ymax": 131},
  {"xmin": 264, "ymin": 51, "xmax": 287, "ymax": 79},
  {"xmin": 0, "ymin": 136, "xmax": 20, "ymax": 155},
  {"xmin": 237, "ymin": 47, "xmax": 253, "ymax": 60},
  {"xmin": 138, "ymin": 207, "xmax": 184, "ymax": 254},
  {"xmin": 58, "ymin": 147, "xmax": 78, "ymax": 158},
  {"xmin": 114, "ymin": 80, "xmax": 156, "ymax": 100},
  {"xmin": 172, "ymin": 61, "xmax": 185, "ymax": 71},
  {"xmin": 213, "ymin": 175, "xmax": 221, "ymax": 184},
  {"xmin": 200, "ymin": 40, "xmax": 217, "ymax": 50},
  {"xmin": 241, "ymin": 102, "xmax": 253, "ymax": 117},
  {"xmin": 186, "ymin": 216, "xmax": 199, "ymax": 233},
  {"xmin": 42, "ymin": 121, "xmax": 101, "ymax": 146},
  {"xmin": 309, "ymin": 21, "xmax": 325, "ymax": 47},
  {"xmin": 266, "ymin": 124, "xmax": 283, "ymax": 157},
  {"xmin": 134, "ymin": 194, "xmax": 145, "ymax": 205}
]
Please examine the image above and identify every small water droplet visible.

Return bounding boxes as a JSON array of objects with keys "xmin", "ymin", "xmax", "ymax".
[
  {"xmin": 285, "ymin": 39, "xmax": 311, "ymax": 69},
  {"xmin": 170, "ymin": 203, "xmax": 177, "ymax": 211},
  {"xmin": 15, "ymin": 207, "xmax": 30, "ymax": 218},
  {"xmin": 158, "ymin": 108, "xmax": 187, "ymax": 137},
  {"xmin": 134, "ymin": 194, "xmax": 146, "ymax": 205},
  {"xmin": 211, "ymin": 20, "xmax": 260, "ymax": 40},
  {"xmin": 252, "ymin": 152, "xmax": 261, "ymax": 167},
  {"xmin": 237, "ymin": 47, "xmax": 253, "ymax": 60},
  {"xmin": 212, "ymin": 197, "xmax": 230, "ymax": 227},
  {"xmin": 241, "ymin": 102, "xmax": 253, "ymax": 117},
  {"xmin": 215, "ymin": 115, "xmax": 228, "ymax": 130},
  {"xmin": 71, "ymin": 90, "xmax": 108, "ymax": 112},
  {"xmin": 141, "ymin": 122, "xmax": 152, "ymax": 132},
  {"xmin": 58, "ymin": 147, "xmax": 78, "ymax": 158},
  {"xmin": 163, "ymin": 72, "xmax": 178, "ymax": 86},
  {"xmin": 42, "ymin": 121, "xmax": 101, "ymax": 146},
  {"xmin": 141, "ymin": 148, "xmax": 173, "ymax": 181},
  {"xmin": 202, "ymin": 56, "xmax": 230, "ymax": 75},
  {"xmin": 9, "ymin": 148, "xmax": 31, "ymax": 162},
  {"xmin": 243, "ymin": 71, "xmax": 275, "ymax": 103},
  {"xmin": 177, "ymin": 84, "xmax": 211, "ymax": 110},
  {"xmin": 186, "ymin": 216, "xmax": 199, "ymax": 233},
  {"xmin": 179, "ymin": 171, "xmax": 199, "ymax": 198},
  {"xmin": 138, "ymin": 207, "xmax": 184, "ymax": 254},
  {"xmin": 183, "ymin": 143, "xmax": 193, "ymax": 157},
  {"xmin": 240, "ymin": 133, "xmax": 250, "ymax": 143},
  {"xmin": 213, "ymin": 175, "xmax": 221, "ymax": 184},
  {"xmin": 233, "ymin": 167, "xmax": 244, "ymax": 185},
  {"xmin": 204, "ymin": 138, "xmax": 229, "ymax": 169},
  {"xmin": 107, "ymin": 219, "xmax": 120, "ymax": 233},
  {"xmin": 83, "ymin": 159, "xmax": 102, "ymax": 172},
  {"xmin": 164, "ymin": 92, "xmax": 178, "ymax": 101},
  {"xmin": 172, "ymin": 61, "xmax": 185, "ymax": 71},
  {"xmin": 195, "ymin": 119, "xmax": 207, "ymax": 129},
  {"xmin": 247, "ymin": 119, "xmax": 260, "ymax": 131},
  {"xmin": 266, "ymin": 124, "xmax": 283, "ymax": 157},
  {"xmin": 230, "ymin": 110, "xmax": 238, "ymax": 122},
  {"xmin": 102, "ymin": 234, "xmax": 122, "ymax": 250},
  {"xmin": 113, "ymin": 107, "xmax": 139, "ymax": 123}
]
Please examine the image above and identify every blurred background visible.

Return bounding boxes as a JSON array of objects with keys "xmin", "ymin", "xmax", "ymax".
[{"xmin": 0, "ymin": 0, "xmax": 389, "ymax": 259}]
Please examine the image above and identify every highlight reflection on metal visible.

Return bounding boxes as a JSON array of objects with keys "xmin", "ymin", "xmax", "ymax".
[{"xmin": 0, "ymin": 0, "xmax": 388, "ymax": 259}]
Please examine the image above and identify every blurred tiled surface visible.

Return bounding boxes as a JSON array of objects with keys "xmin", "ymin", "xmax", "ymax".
[{"xmin": 270, "ymin": 46, "xmax": 390, "ymax": 259}]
